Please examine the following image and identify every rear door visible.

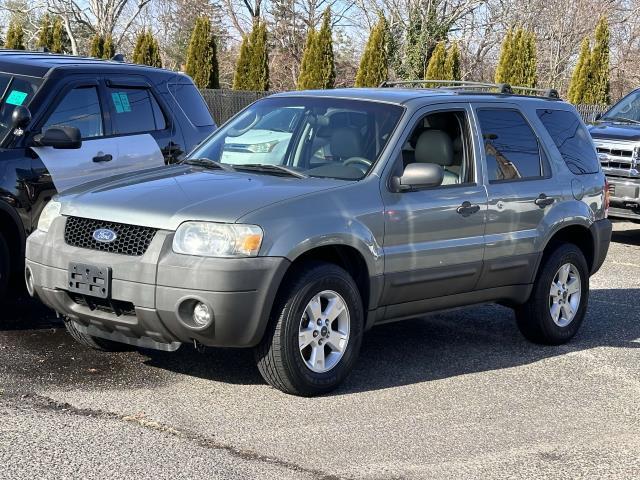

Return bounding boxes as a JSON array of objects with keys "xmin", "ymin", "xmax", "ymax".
[{"xmin": 472, "ymin": 103, "xmax": 563, "ymax": 289}]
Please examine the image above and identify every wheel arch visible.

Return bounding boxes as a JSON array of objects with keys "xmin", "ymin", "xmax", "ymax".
[
  {"xmin": 0, "ymin": 200, "xmax": 26, "ymax": 276},
  {"xmin": 539, "ymin": 222, "xmax": 596, "ymax": 274}
]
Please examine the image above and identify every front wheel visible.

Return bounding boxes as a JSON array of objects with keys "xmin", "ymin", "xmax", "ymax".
[
  {"xmin": 0, "ymin": 234, "xmax": 9, "ymax": 302},
  {"xmin": 255, "ymin": 262, "xmax": 364, "ymax": 396},
  {"xmin": 516, "ymin": 243, "xmax": 589, "ymax": 345}
]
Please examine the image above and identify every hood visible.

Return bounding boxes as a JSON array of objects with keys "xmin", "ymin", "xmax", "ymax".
[
  {"xmin": 588, "ymin": 121, "xmax": 640, "ymax": 142},
  {"xmin": 60, "ymin": 165, "xmax": 346, "ymax": 230}
]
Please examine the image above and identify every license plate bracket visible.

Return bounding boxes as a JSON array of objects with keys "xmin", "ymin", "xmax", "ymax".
[{"xmin": 68, "ymin": 263, "xmax": 111, "ymax": 299}]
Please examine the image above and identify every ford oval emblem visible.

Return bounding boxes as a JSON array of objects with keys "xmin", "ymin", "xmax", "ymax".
[{"xmin": 93, "ymin": 228, "xmax": 117, "ymax": 243}]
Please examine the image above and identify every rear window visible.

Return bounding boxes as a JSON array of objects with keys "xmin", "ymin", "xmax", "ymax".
[
  {"xmin": 536, "ymin": 109, "xmax": 600, "ymax": 174},
  {"xmin": 169, "ymin": 82, "xmax": 214, "ymax": 127},
  {"xmin": 108, "ymin": 87, "xmax": 166, "ymax": 134}
]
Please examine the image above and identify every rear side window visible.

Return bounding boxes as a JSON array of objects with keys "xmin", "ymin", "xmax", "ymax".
[
  {"xmin": 476, "ymin": 109, "xmax": 544, "ymax": 182},
  {"xmin": 536, "ymin": 109, "xmax": 599, "ymax": 174},
  {"xmin": 43, "ymin": 86, "xmax": 103, "ymax": 139},
  {"xmin": 169, "ymin": 82, "xmax": 214, "ymax": 127},
  {"xmin": 108, "ymin": 87, "xmax": 166, "ymax": 134}
]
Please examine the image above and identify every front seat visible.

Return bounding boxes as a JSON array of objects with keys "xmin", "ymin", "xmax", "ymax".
[
  {"xmin": 329, "ymin": 128, "xmax": 364, "ymax": 162},
  {"xmin": 414, "ymin": 129, "xmax": 458, "ymax": 185}
]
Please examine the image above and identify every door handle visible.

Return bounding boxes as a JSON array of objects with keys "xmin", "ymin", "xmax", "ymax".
[
  {"xmin": 534, "ymin": 194, "xmax": 554, "ymax": 208},
  {"xmin": 456, "ymin": 201, "xmax": 481, "ymax": 217},
  {"xmin": 93, "ymin": 153, "xmax": 113, "ymax": 163}
]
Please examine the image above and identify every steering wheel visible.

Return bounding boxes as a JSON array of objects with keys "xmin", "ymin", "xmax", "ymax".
[{"xmin": 343, "ymin": 157, "xmax": 372, "ymax": 172}]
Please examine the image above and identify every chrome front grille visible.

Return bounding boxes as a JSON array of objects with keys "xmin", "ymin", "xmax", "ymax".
[
  {"xmin": 595, "ymin": 141, "xmax": 639, "ymax": 177},
  {"xmin": 64, "ymin": 216, "xmax": 158, "ymax": 256}
]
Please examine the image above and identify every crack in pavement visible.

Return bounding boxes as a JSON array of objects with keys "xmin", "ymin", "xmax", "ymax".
[{"xmin": 0, "ymin": 391, "xmax": 344, "ymax": 480}]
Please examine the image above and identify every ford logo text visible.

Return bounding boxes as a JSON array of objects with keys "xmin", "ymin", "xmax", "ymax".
[{"xmin": 93, "ymin": 228, "xmax": 118, "ymax": 243}]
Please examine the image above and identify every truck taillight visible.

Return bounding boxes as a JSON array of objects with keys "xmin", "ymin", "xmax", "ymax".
[{"xmin": 604, "ymin": 178, "xmax": 610, "ymax": 217}]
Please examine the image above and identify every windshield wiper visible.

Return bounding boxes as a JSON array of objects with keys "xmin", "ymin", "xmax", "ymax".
[
  {"xmin": 182, "ymin": 158, "xmax": 236, "ymax": 172},
  {"xmin": 234, "ymin": 164, "xmax": 309, "ymax": 178},
  {"xmin": 602, "ymin": 116, "xmax": 640, "ymax": 125}
]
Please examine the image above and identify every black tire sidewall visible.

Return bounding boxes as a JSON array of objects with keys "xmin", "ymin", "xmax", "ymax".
[
  {"xmin": 0, "ymin": 234, "xmax": 10, "ymax": 300},
  {"xmin": 280, "ymin": 265, "xmax": 363, "ymax": 394}
]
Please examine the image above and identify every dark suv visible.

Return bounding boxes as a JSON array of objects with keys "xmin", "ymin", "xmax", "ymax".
[{"xmin": 0, "ymin": 51, "xmax": 216, "ymax": 300}]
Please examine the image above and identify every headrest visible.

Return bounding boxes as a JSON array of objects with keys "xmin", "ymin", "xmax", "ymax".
[
  {"xmin": 415, "ymin": 130, "xmax": 454, "ymax": 166},
  {"xmin": 330, "ymin": 128, "xmax": 363, "ymax": 159}
]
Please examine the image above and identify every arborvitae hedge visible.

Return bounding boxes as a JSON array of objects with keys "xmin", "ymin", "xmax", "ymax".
[
  {"xmin": 89, "ymin": 35, "xmax": 104, "ymax": 58},
  {"xmin": 37, "ymin": 14, "xmax": 53, "ymax": 50},
  {"xmin": 6, "ymin": 20, "xmax": 25, "ymax": 50},
  {"xmin": 132, "ymin": 30, "xmax": 162, "ymax": 67},
  {"xmin": 232, "ymin": 34, "xmax": 251, "ymax": 90},
  {"xmin": 424, "ymin": 41, "xmax": 447, "ymax": 81},
  {"xmin": 297, "ymin": 9, "xmax": 335, "ymax": 89},
  {"xmin": 248, "ymin": 20, "xmax": 269, "ymax": 91},
  {"xmin": 445, "ymin": 42, "xmax": 461, "ymax": 81},
  {"xmin": 590, "ymin": 16, "xmax": 610, "ymax": 105},
  {"xmin": 186, "ymin": 17, "xmax": 220, "ymax": 89},
  {"xmin": 495, "ymin": 26, "xmax": 536, "ymax": 88},
  {"xmin": 51, "ymin": 17, "xmax": 69, "ymax": 53},
  {"xmin": 354, "ymin": 15, "xmax": 388, "ymax": 87},
  {"xmin": 568, "ymin": 38, "xmax": 591, "ymax": 104}
]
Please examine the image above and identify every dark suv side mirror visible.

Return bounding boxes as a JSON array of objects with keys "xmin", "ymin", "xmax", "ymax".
[
  {"xmin": 11, "ymin": 105, "xmax": 31, "ymax": 129},
  {"xmin": 391, "ymin": 163, "xmax": 444, "ymax": 192},
  {"xmin": 32, "ymin": 126, "xmax": 82, "ymax": 149}
]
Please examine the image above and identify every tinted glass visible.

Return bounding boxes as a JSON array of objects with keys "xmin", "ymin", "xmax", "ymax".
[
  {"xmin": 0, "ymin": 74, "xmax": 41, "ymax": 138},
  {"xmin": 43, "ymin": 86, "xmax": 103, "ymax": 138},
  {"xmin": 169, "ymin": 82, "xmax": 214, "ymax": 127},
  {"xmin": 601, "ymin": 90, "xmax": 640, "ymax": 123},
  {"xmin": 191, "ymin": 97, "xmax": 403, "ymax": 180},
  {"xmin": 109, "ymin": 87, "xmax": 166, "ymax": 134},
  {"xmin": 477, "ymin": 109, "xmax": 542, "ymax": 182},
  {"xmin": 537, "ymin": 109, "xmax": 599, "ymax": 174}
]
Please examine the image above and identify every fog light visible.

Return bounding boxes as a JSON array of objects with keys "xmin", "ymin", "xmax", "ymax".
[{"xmin": 193, "ymin": 302, "xmax": 212, "ymax": 327}]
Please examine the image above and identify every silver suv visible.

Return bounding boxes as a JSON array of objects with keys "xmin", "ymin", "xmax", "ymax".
[{"xmin": 26, "ymin": 83, "xmax": 612, "ymax": 396}]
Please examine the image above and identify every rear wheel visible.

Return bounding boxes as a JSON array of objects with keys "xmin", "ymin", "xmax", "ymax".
[
  {"xmin": 64, "ymin": 318, "xmax": 129, "ymax": 352},
  {"xmin": 255, "ymin": 262, "xmax": 363, "ymax": 396},
  {"xmin": 0, "ymin": 234, "xmax": 9, "ymax": 302},
  {"xmin": 516, "ymin": 243, "xmax": 589, "ymax": 345}
]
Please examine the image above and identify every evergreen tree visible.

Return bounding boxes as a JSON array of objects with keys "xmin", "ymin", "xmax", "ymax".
[
  {"xmin": 316, "ymin": 9, "xmax": 335, "ymax": 89},
  {"xmin": 495, "ymin": 28, "xmax": 514, "ymax": 84},
  {"xmin": 102, "ymin": 35, "xmax": 115, "ymax": 59},
  {"xmin": 297, "ymin": 9, "xmax": 334, "ymax": 91},
  {"xmin": 589, "ymin": 16, "xmax": 610, "ymax": 105},
  {"xmin": 186, "ymin": 17, "xmax": 220, "ymax": 89},
  {"xmin": 494, "ymin": 27, "xmax": 536, "ymax": 88},
  {"xmin": 297, "ymin": 29, "xmax": 319, "ymax": 89},
  {"xmin": 132, "ymin": 30, "xmax": 162, "ymax": 67},
  {"xmin": 51, "ymin": 17, "xmax": 70, "ymax": 53},
  {"xmin": 232, "ymin": 33, "xmax": 252, "ymax": 90},
  {"xmin": 5, "ymin": 20, "xmax": 25, "ymax": 50},
  {"xmin": 445, "ymin": 42, "xmax": 461, "ymax": 81},
  {"xmin": 568, "ymin": 38, "xmax": 591, "ymax": 104},
  {"xmin": 248, "ymin": 20, "xmax": 269, "ymax": 91},
  {"xmin": 404, "ymin": 7, "xmax": 424, "ymax": 80},
  {"xmin": 354, "ymin": 15, "xmax": 388, "ymax": 87},
  {"xmin": 37, "ymin": 14, "xmax": 53, "ymax": 50},
  {"xmin": 90, "ymin": 35, "xmax": 104, "ymax": 58},
  {"xmin": 424, "ymin": 41, "xmax": 447, "ymax": 81}
]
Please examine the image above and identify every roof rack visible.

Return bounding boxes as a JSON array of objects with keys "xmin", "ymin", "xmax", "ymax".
[{"xmin": 378, "ymin": 80, "xmax": 560, "ymax": 99}]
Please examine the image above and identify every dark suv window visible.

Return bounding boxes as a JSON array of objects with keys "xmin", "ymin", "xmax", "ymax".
[
  {"xmin": 477, "ymin": 109, "xmax": 544, "ymax": 182},
  {"xmin": 43, "ymin": 86, "xmax": 103, "ymax": 139},
  {"xmin": 108, "ymin": 87, "xmax": 166, "ymax": 134},
  {"xmin": 536, "ymin": 109, "xmax": 599, "ymax": 174},
  {"xmin": 169, "ymin": 82, "xmax": 214, "ymax": 127}
]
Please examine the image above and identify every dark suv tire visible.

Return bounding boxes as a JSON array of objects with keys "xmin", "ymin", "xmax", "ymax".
[
  {"xmin": 516, "ymin": 243, "xmax": 589, "ymax": 345},
  {"xmin": 0, "ymin": 233, "xmax": 9, "ymax": 301},
  {"xmin": 255, "ymin": 262, "xmax": 364, "ymax": 396},
  {"xmin": 64, "ymin": 319, "xmax": 129, "ymax": 352}
]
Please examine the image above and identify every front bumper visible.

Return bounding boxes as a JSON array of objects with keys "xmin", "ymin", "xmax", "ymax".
[
  {"xmin": 26, "ymin": 217, "xmax": 290, "ymax": 349},
  {"xmin": 606, "ymin": 175, "xmax": 640, "ymax": 220}
]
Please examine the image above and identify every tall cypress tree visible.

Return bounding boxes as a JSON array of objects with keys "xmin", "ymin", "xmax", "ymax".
[
  {"xmin": 51, "ymin": 17, "xmax": 69, "ymax": 53},
  {"xmin": 232, "ymin": 34, "xmax": 252, "ymax": 90},
  {"xmin": 185, "ymin": 17, "xmax": 220, "ymax": 89},
  {"xmin": 424, "ymin": 41, "xmax": 447, "ymax": 80},
  {"xmin": 90, "ymin": 35, "xmax": 104, "ymax": 58},
  {"xmin": 568, "ymin": 38, "xmax": 591, "ymax": 104},
  {"xmin": 297, "ymin": 29, "xmax": 319, "ymax": 90},
  {"xmin": 102, "ymin": 35, "xmax": 115, "ymax": 59},
  {"xmin": 495, "ymin": 27, "xmax": 536, "ymax": 87},
  {"xmin": 354, "ymin": 15, "xmax": 389, "ymax": 88},
  {"xmin": 133, "ymin": 30, "xmax": 162, "ymax": 67},
  {"xmin": 495, "ymin": 28, "xmax": 514, "ymax": 84},
  {"xmin": 248, "ymin": 21, "xmax": 269, "ymax": 91},
  {"xmin": 316, "ymin": 9, "xmax": 335, "ymax": 89},
  {"xmin": 5, "ymin": 20, "xmax": 25, "ymax": 50},
  {"xmin": 37, "ymin": 14, "xmax": 54, "ymax": 50},
  {"xmin": 404, "ymin": 7, "xmax": 424, "ymax": 80},
  {"xmin": 589, "ymin": 16, "xmax": 610, "ymax": 105},
  {"xmin": 445, "ymin": 42, "xmax": 461, "ymax": 81}
]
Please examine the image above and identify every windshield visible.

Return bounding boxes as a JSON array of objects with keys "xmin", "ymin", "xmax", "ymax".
[
  {"xmin": 602, "ymin": 90, "xmax": 640, "ymax": 123},
  {"xmin": 0, "ymin": 73, "xmax": 41, "ymax": 139},
  {"xmin": 190, "ymin": 96, "xmax": 404, "ymax": 180}
]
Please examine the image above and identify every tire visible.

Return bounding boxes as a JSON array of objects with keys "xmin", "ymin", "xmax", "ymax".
[
  {"xmin": 254, "ymin": 262, "xmax": 364, "ymax": 396},
  {"xmin": 0, "ymin": 234, "xmax": 9, "ymax": 302},
  {"xmin": 64, "ymin": 318, "xmax": 129, "ymax": 352},
  {"xmin": 516, "ymin": 243, "xmax": 589, "ymax": 345}
]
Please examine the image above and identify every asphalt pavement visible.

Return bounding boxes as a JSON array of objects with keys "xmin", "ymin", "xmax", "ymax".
[{"xmin": 1, "ymin": 221, "xmax": 640, "ymax": 479}]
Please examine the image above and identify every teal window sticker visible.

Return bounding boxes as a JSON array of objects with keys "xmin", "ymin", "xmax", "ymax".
[
  {"xmin": 111, "ymin": 91, "xmax": 131, "ymax": 113},
  {"xmin": 5, "ymin": 90, "xmax": 28, "ymax": 106}
]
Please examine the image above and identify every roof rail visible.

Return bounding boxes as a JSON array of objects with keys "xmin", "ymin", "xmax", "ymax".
[{"xmin": 378, "ymin": 80, "xmax": 560, "ymax": 99}]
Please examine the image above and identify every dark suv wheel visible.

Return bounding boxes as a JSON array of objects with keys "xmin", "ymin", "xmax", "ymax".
[
  {"xmin": 516, "ymin": 243, "xmax": 589, "ymax": 345},
  {"xmin": 0, "ymin": 233, "xmax": 10, "ymax": 301},
  {"xmin": 255, "ymin": 262, "xmax": 364, "ymax": 396}
]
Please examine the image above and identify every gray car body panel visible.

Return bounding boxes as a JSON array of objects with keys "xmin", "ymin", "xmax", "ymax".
[{"xmin": 26, "ymin": 89, "xmax": 611, "ymax": 349}]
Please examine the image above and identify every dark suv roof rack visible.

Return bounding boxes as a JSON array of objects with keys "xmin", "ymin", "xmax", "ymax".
[{"xmin": 379, "ymin": 80, "xmax": 560, "ymax": 100}]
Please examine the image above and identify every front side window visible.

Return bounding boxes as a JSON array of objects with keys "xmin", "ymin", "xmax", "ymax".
[
  {"xmin": 191, "ymin": 97, "xmax": 404, "ymax": 180},
  {"xmin": 477, "ymin": 109, "xmax": 544, "ymax": 182},
  {"xmin": 108, "ymin": 87, "xmax": 166, "ymax": 134},
  {"xmin": 0, "ymin": 74, "xmax": 41, "ymax": 140},
  {"xmin": 600, "ymin": 90, "xmax": 640, "ymax": 124},
  {"xmin": 42, "ymin": 86, "xmax": 103, "ymax": 139},
  {"xmin": 537, "ymin": 109, "xmax": 599, "ymax": 174}
]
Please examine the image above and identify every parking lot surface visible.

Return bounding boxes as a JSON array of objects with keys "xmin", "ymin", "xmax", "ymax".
[{"xmin": 1, "ymin": 221, "xmax": 640, "ymax": 479}]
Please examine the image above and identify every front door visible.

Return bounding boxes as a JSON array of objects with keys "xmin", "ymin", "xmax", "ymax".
[{"xmin": 380, "ymin": 104, "xmax": 488, "ymax": 315}]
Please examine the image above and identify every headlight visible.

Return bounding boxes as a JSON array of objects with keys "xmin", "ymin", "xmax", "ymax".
[
  {"xmin": 37, "ymin": 200, "xmax": 61, "ymax": 232},
  {"xmin": 172, "ymin": 222, "xmax": 263, "ymax": 258},
  {"xmin": 246, "ymin": 141, "xmax": 279, "ymax": 153}
]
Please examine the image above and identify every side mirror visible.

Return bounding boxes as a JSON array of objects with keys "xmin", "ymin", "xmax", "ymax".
[
  {"xmin": 32, "ymin": 126, "xmax": 82, "ymax": 149},
  {"xmin": 391, "ymin": 163, "xmax": 444, "ymax": 192},
  {"xmin": 594, "ymin": 112, "xmax": 603, "ymax": 121},
  {"xmin": 11, "ymin": 105, "xmax": 31, "ymax": 129}
]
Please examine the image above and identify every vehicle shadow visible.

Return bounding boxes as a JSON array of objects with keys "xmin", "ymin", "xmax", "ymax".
[
  {"xmin": 611, "ymin": 226, "xmax": 640, "ymax": 246},
  {"xmin": 141, "ymin": 287, "xmax": 640, "ymax": 394}
]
